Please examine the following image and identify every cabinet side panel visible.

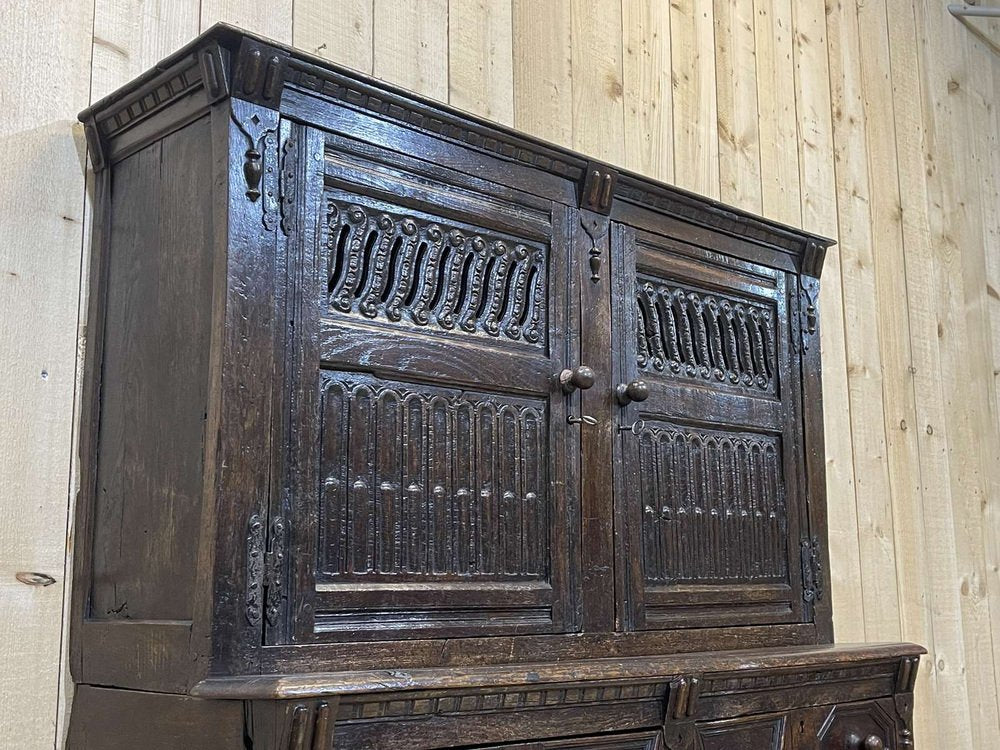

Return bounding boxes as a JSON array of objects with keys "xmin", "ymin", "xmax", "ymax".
[{"xmin": 88, "ymin": 116, "xmax": 215, "ymax": 621}]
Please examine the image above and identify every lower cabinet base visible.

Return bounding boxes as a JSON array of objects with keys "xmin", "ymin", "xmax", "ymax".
[{"xmin": 67, "ymin": 644, "xmax": 923, "ymax": 750}]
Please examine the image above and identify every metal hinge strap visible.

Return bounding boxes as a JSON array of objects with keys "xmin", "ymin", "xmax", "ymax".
[
  {"xmin": 246, "ymin": 514, "xmax": 287, "ymax": 627},
  {"xmin": 801, "ymin": 536, "xmax": 824, "ymax": 606}
]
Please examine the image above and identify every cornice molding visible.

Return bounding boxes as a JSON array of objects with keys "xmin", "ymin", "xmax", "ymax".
[{"xmin": 78, "ymin": 24, "xmax": 835, "ymax": 273}]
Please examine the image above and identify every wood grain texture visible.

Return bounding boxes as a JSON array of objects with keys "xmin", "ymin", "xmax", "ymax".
[
  {"xmin": 199, "ymin": 0, "xmax": 291, "ymax": 41},
  {"xmin": 0, "ymin": 1, "xmax": 93, "ymax": 748},
  {"xmin": 570, "ymin": 0, "xmax": 625, "ymax": 164},
  {"xmin": 372, "ymin": 0, "xmax": 448, "ymax": 101},
  {"xmin": 622, "ymin": 0, "xmax": 673, "ymax": 184},
  {"xmin": 669, "ymin": 0, "xmax": 720, "ymax": 199},
  {"xmin": 827, "ymin": 0, "xmax": 901, "ymax": 643},
  {"xmin": 913, "ymin": 2, "xmax": 1000, "ymax": 745},
  {"xmin": 6, "ymin": 2, "xmax": 1000, "ymax": 746},
  {"xmin": 752, "ymin": 0, "xmax": 799, "ymax": 227},
  {"xmin": 790, "ymin": 0, "xmax": 864, "ymax": 646},
  {"xmin": 512, "ymin": 0, "xmax": 572, "ymax": 145},
  {"xmin": 293, "ymin": 0, "xmax": 372, "ymax": 73},
  {"xmin": 714, "ymin": 0, "xmax": 762, "ymax": 213},
  {"xmin": 448, "ymin": 0, "xmax": 514, "ymax": 125}
]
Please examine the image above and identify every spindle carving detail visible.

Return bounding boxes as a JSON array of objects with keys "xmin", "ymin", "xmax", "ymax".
[
  {"xmin": 324, "ymin": 200, "xmax": 547, "ymax": 345},
  {"xmin": 636, "ymin": 277, "xmax": 777, "ymax": 394}
]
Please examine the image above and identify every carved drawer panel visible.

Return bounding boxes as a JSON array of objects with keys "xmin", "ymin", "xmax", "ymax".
[
  {"xmin": 814, "ymin": 701, "xmax": 898, "ymax": 750},
  {"xmin": 468, "ymin": 730, "xmax": 662, "ymax": 750},
  {"xmin": 696, "ymin": 714, "xmax": 788, "ymax": 750}
]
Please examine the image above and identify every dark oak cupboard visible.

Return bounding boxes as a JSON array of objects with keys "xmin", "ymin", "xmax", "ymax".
[{"xmin": 68, "ymin": 25, "xmax": 923, "ymax": 749}]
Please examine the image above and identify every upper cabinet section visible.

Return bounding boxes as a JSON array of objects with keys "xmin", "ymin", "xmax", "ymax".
[{"xmin": 76, "ymin": 26, "xmax": 837, "ymax": 674}]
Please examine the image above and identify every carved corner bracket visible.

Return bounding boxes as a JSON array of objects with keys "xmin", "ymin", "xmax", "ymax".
[
  {"xmin": 232, "ymin": 38, "xmax": 289, "ymax": 107},
  {"xmin": 661, "ymin": 675, "xmax": 701, "ymax": 750},
  {"xmin": 83, "ymin": 118, "xmax": 106, "ymax": 173},
  {"xmin": 231, "ymin": 109, "xmax": 279, "ymax": 228},
  {"xmin": 579, "ymin": 161, "xmax": 618, "ymax": 215},
  {"xmin": 797, "ymin": 276, "xmax": 820, "ymax": 353},
  {"xmin": 893, "ymin": 655, "xmax": 920, "ymax": 747},
  {"xmin": 198, "ymin": 41, "xmax": 230, "ymax": 103},
  {"xmin": 802, "ymin": 239, "xmax": 827, "ymax": 278}
]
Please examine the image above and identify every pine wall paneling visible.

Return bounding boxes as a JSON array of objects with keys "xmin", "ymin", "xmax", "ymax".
[{"xmin": 2, "ymin": 1, "xmax": 998, "ymax": 746}]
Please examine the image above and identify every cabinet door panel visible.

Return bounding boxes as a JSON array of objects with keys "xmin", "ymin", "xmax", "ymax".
[
  {"xmin": 613, "ymin": 225, "xmax": 807, "ymax": 630},
  {"xmin": 278, "ymin": 125, "xmax": 578, "ymax": 643}
]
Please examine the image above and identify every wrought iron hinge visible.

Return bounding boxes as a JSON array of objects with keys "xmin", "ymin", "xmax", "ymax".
[
  {"xmin": 799, "ymin": 281, "xmax": 818, "ymax": 351},
  {"xmin": 801, "ymin": 536, "xmax": 824, "ymax": 606},
  {"xmin": 278, "ymin": 133, "xmax": 297, "ymax": 236},
  {"xmin": 246, "ymin": 514, "xmax": 288, "ymax": 627}
]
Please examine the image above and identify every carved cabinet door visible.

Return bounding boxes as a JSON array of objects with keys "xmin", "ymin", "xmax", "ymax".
[
  {"xmin": 268, "ymin": 123, "xmax": 579, "ymax": 644},
  {"xmin": 611, "ymin": 224, "xmax": 809, "ymax": 631}
]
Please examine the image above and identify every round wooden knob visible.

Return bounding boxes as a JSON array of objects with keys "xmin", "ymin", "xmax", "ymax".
[
  {"xmin": 616, "ymin": 379, "xmax": 650, "ymax": 405},
  {"xmin": 863, "ymin": 736, "xmax": 884, "ymax": 750},
  {"xmin": 559, "ymin": 366, "xmax": 596, "ymax": 393}
]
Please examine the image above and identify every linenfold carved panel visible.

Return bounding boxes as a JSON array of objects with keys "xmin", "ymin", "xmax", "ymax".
[
  {"xmin": 636, "ymin": 421, "xmax": 788, "ymax": 584},
  {"xmin": 324, "ymin": 199, "xmax": 547, "ymax": 346},
  {"xmin": 318, "ymin": 372, "xmax": 550, "ymax": 579},
  {"xmin": 636, "ymin": 276, "xmax": 777, "ymax": 394}
]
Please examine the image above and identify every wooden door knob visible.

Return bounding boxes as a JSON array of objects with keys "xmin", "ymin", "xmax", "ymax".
[
  {"xmin": 847, "ymin": 733, "xmax": 884, "ymax": 750},
  {"xmin": 559, "ymin": 366, "xmax": 596, "ymax": 393},
  {"xmin": 615, "ymin": 379, "xmax": 650, "ymax": 405}
]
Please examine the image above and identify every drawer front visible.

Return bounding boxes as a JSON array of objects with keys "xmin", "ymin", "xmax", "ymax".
[
  {"xmin": 472, "ymin": 731, "xmax": 662, "ymax": 750},
  {"xmin": 814, "ymin": 700, "xmax": 897, "ymax": 750},
  {"xmin": 695, "ymin": 714, "xmax": 789, "ymax": 749}
]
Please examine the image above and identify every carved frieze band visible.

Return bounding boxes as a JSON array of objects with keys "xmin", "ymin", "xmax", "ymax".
[
  {"xmin": 636, "ymin": 422, "xmax": 788, "ymax": 585},
  {"xmin": 336, "ymin": 682, "xmax": 663, "ymax": 721},
  {"xmin": 319, "ymin": 373, "xmax": 550, "ymax": 578},
  {"xmin": 95, "ymin": 58, "xmax": 202, "ymax": 140},
  {"xmin": 702, "ymin": 661, "xmax": 893, "ymax": 694},
  {"xmin": 325, "ymin": 200, "xmax": 547, "ymax": 345},
  {"xmin": 636, "ymin": 277, "xmax": 778, "ymax": 395},
  {"xmin": 287, "ymin": 62, "xmax": 582, "ymax": 179},
  {"xmin": 617, "ymin": 178, "xmax": 804, "ymax": 255}
]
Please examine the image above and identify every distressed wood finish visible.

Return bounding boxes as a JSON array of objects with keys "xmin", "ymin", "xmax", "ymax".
[{"xmin": 66, "ymin": 25, "xmax": 923, "ymax": 749}]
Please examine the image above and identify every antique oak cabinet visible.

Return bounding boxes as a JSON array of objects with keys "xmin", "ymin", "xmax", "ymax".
[{"xmin": 69, "ymin": 25, "xmax": 924, "ymax": 750}]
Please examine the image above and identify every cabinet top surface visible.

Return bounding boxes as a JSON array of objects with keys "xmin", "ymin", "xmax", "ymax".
[
  {"xmin": 190, "ymin": 643, "xmax": 925, "ymax": 700},
  {"xmin": 78, "ymin": 23, "xmax": 834, "ymax": 271}
]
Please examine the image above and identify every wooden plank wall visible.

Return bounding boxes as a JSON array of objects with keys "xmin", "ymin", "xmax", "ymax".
[{"xmin": 1, "ymin": 1, "xmax": 998, "ymax": 746}]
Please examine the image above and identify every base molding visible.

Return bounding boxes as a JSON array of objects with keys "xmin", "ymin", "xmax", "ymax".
[{"xmin": 68, "ymin": 644, "xmax": 922, "ymax": 749}]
